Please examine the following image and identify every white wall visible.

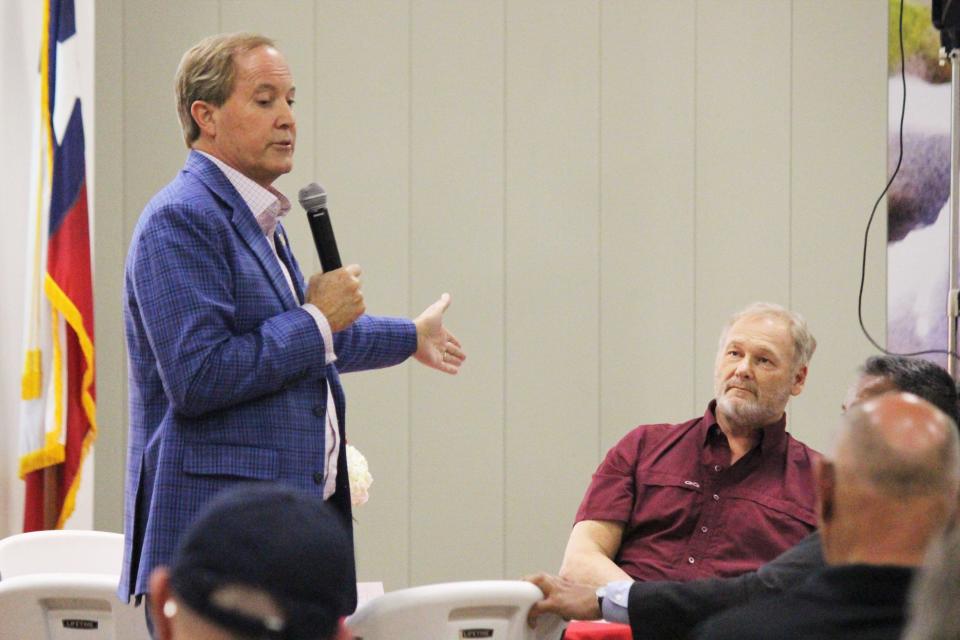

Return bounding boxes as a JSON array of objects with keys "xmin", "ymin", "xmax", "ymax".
[
  {"xmin": 1, "ymin": 0, "xmax": 96, "ymax": 536},
  {"xmin": 3, "ymin": 0, "xmax": 888, "ymax": 589}
]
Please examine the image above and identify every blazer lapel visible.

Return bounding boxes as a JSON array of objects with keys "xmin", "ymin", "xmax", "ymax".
[
  {"xmin": 275, "ymin": 224, "xmax": 305, "ymax": 303},
  {"xmin": 184, "ymin": 151, "xmax": 300, "ymax": 310}
]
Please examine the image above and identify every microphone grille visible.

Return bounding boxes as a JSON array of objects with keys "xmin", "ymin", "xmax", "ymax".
[{"xmin": 298, "ymin": 182, "xmax": 327, "ymax": 210}]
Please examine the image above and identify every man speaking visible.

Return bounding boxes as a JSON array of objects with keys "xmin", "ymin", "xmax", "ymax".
[{"xmin": 118, "ymin": 32, "xmax": 465, "ymax": 616}]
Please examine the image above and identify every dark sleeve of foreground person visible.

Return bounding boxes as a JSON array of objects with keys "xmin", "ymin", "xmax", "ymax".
[{"xmin": 627, "ymin": 532, "xmax": 824, "ymax": 639}]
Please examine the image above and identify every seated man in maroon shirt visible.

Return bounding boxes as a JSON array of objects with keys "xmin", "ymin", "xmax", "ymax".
[{"xmin": 561, "ymin": 302, "xmax": 819, "ymax": 587}]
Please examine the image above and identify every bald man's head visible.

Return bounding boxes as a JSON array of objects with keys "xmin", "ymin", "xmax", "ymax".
[
  {"xmin": 839, "ymin": 392, "xmax": 959, "ymax": 499},
  {"xmin": 818, "ymin": 392, "xmax": 960, "ymax": 566}
]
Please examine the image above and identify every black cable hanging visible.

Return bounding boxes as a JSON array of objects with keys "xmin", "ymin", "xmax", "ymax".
[{"xmin": 857, "ymin": 0, "xmax": 960, "ymax": 362}]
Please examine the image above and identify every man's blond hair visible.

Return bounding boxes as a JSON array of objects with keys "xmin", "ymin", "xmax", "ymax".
[{"xmin": 174, "ymin": 32, "xmax": 275, "ymax": 147}]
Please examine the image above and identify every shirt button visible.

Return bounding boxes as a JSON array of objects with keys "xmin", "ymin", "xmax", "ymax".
[
  {"xmin": 713, "ymin": 494, "xmax": 720, "ymax": 501},
  {"xmin": 313, "ymin": 405, "xmax": 324, "ymax": 418},
  {"xmin": 714, "ymin": 465, "xmax": 722, "ymax": 472},
  {"xmin": 688, "ymin": 557, "xmax": 695, "ymax": 564},
  {"xmin": 701, "ymin": 526, "xmax": 708, "ymax": 533},
  {"xmin": 312, "ymin": 471, "xmax": 324, "ymax": 485}
]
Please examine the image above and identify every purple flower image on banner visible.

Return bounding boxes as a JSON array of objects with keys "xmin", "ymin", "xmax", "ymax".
[{"xmin": 887, "ymin": 0, "xmax": 952, "ymax": 367}]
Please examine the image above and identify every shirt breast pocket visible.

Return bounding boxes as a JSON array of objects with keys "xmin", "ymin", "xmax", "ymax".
[
  {"xmin": 632, "ymin": 470, "xmax": 703, "ymax": 531},
  {"xmin": 720, "ymin": 489, "xmax": 817, "ymax": 557}
]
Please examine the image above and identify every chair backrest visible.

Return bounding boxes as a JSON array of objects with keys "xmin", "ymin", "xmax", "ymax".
[
  {"xmin": 0, "ymin": 530, "xmax": 124, "ymax": 580},
  {"xmin": 0, "ymin": 573, "xmax": 150, "ymax": 639},
  {"xmin": 346, "ymin": 580, "xmax": 566, "ymax": 640}
]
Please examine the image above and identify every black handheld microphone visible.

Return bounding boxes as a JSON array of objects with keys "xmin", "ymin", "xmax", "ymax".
[{"xmin": 299, "ymin": 182, "xmax": 342, "ymax": 272}]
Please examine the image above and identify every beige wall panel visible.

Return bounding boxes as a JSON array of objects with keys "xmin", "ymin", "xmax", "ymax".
[
  {"xmin": 789, "ymin": 1, "xmax": 888, "ymax": 451},
  {"xmin": 93, "ymin": 0, "xmax": 126, "ymax": 532},
  {"xmin": 601, "ymin": 1, "xmax": 697, "ymax": 454},
  {"xmin": 694, "ymin": 0, "xmax": 793, "ymax": 411},
  {"xmin": 86, "ymin": 0, "xmax": 891, "ymax": 590},
  {"xmin": 122, "ymin": 1, "xmax": 218, "ymax": 242},
  {"xmin": 505, "ymin": 0, "xmax": 600, "ymax": 578},
  {"xmin": 221, "ymin": 0, "xmax": 317, "ymax": 267},
  {"xmin": 314, "ymin": 1, "xmax": 412, "ymax": 590},
  {"xmin": 409, "ymin": 0, "xmax": 506, "ymax": 585},
  {"xmin": 107, "ymin": 0, "xmax": 218, "ymax": 531}
]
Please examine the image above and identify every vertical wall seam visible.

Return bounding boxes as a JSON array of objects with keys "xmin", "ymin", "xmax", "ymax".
[
  {"xmin": 501, "ymin": 0, "xmax": 508, "ymax": 580},
  {"xmin": 788, "ymin": 0, "xmax": 794, "ymax": 309},
  {"xmin": 597, "ymin": 0, "xmax": 603, "ymax": 463},
  {"xmin": 120, "ymin": 0, "xmax": 127, "ymax": 242},
  {"xmin": 406, "ymin": 0, "xmax": 414, "ymax": 588},
  {"xmin": 692, "ymin": 0, "xmax": 698, "ymax": 415},
  {"xmin": 120, "ymin": 0, "xmax": 129, "ymax": 521},
  {"xmin": 313, "ymin": 1, "xmax": 319, "ymax": 209}
]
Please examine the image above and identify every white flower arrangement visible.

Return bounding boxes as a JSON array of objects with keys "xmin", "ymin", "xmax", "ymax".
[{"xmin": 346, "ymin": 443, "xmax": 373, "ymax": 507}]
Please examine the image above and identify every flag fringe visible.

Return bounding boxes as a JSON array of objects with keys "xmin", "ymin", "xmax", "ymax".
[
  {"xmin": 18, "ymin": 306, "xmax": 64, "ymax": 479},
  {"xmin": 20, "ymin": 349, "xmax": 43, "ymax": 399},
  {"xmin": 44, "ymin": 274, "xmax": 96, "ymax": 433},
  {"xmin": 45, "ymin": 274, "xmax": 98, "ymax": 529},
  {"xmin": 18, "ymin": 443, "xmax": 65, "ymax": 479}
]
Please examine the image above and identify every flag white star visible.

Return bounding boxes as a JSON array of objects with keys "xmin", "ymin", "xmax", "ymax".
[{"xmin": 52, "ymin": 32, "xmax": 82, "ymax": 146}]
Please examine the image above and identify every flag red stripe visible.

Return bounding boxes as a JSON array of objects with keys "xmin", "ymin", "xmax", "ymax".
[
  {"xmin": 59, "ymin": 325, "xmax": 89, "ymax": 519},
  {"xmin": 47, "ymin": 182, "xmax": 93, "ymax": 331}
]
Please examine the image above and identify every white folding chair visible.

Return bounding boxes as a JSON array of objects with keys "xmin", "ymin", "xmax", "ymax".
[
  {"xmin": 0, "ymin": 530, "xmax": 124, "ymax": 579},
  {"xmin": 0, "ymin": 531, "xmax": 150, "ymax": 638},
  {"xmin": 0, "ymin": 573, "xmax": 150, "ymax": 639},
  {"xmin": 347, "ymin": 580, "xmax": 566, "ymax": 640}
]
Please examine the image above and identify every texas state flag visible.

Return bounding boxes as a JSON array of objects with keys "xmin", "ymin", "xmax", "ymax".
[{"xmin": 19, "ymin": 0, "xmax": 96, "ymax": 532}]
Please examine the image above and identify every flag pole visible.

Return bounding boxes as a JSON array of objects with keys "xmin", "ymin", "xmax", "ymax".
[{"xmin": 43, "ymin": 467, "xmax": 58, "ymax": 529}]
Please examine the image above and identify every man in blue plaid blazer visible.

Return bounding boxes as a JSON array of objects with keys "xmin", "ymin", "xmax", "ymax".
[{"xmin": 118, "ymin": 33, "xmax": 465, "ymax": 616}]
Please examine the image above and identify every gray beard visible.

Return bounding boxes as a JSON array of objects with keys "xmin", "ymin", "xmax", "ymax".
[{"xmin": 716, "ymin": 391, "xmax": 788, "ymax": 429}]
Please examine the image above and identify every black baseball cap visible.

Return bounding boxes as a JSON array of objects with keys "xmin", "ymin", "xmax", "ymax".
[{"xmin": 168, "ymin": 483, "xmax": 353, "ymax": 639}]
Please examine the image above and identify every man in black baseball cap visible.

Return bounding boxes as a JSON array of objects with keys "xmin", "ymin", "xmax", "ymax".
[{"xmin": 147, "ymin": 483, "xmax": 354, "ymax": 640}]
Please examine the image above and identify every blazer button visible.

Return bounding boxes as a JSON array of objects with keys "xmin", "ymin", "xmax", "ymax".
[
  {"xmin": 313, "ymin": 405, "xmax": 324, "ymax": 418},
  {"xmin": 313, "ymin": 472, "xmax": 324, "ymax": 485}
]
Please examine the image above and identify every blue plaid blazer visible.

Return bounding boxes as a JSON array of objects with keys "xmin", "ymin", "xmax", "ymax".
[{"xmin": 119, "ymin": 151, "xmax": 416, "ymax": 606}]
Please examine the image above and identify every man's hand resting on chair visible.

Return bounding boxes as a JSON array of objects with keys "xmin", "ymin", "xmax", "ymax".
[{"xmin": 524, "ymin": 573, "xmax": 600, "ymax": 628}]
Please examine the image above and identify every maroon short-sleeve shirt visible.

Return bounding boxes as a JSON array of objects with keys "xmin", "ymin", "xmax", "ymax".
[{"xmin": 575, "ymin": 401, "xmax": 819, "ymax": 581}]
